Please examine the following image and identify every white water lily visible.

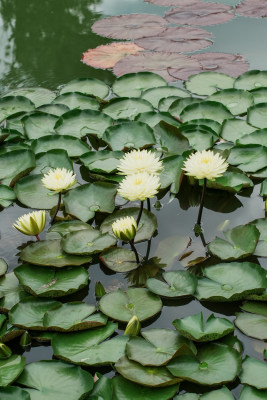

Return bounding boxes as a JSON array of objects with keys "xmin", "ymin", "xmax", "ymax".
[
  {"xmin": 112, "ymin": 216, "xmax": 137, "ymax": 242},
  {"xmin": 118, "ymin": 172, "xmax": 160, "ymax": 201},
  {"xmin": 117, "ymin": 149, "xmax": 163, "ymax": 176},
  {"xmin": 13, "ymin": 210, "xmax": 46, "ymax": 236},
  {"xmin": 41, "ymin": 168, "xmax": 76, "ymax": 192},
  {"xmin": 183, "ymin": 150, "xmax": 228, "ymax": 181}
]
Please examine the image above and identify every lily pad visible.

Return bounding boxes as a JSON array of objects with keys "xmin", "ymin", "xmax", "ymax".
[
  {"xmin": 22, "ymin": 112, "xmax": 58, "ymax": 140},
  {"xmin": 31, "ymin": 134, "xmax": 90, "ymax": 157},
  {"xmin": 0, "ymin": 185, "xmax": 16, "ymax": 208},
  {"xmin": 147, "ymin": 271, "xmax": 197, "ymax": 298},
  {"xmin": 196, "ymin": 262, "xmax": 267, "ymax": 302},
  {"xmin": 169, "ymin": 97, "xmax": 202, "ymax": 119},
  {"xmin": 185, "ymin": 72, "xmax": 234, "ymax": 96},
  {"xmin": 236, "ymin": 0, "xmax": 267, "ymax": 17},
  {"xmin": 237, "ymin": 129, "xmax": 267, "ymax": 147},
  {"xmin": 175, "ymin": 387, "xmax": 234, "ymax": 399},
  {"xmin": 167, "ymin": 343, "xmax": 241, "ymax": 386},
  {"xmin": 239, "ymin": 385, "xmax": 267, "ymax": 400},
  {"xmin": 141, "ymin": 86, "xmax": 190, "ymax": 109},
  {"xmin": 154, "ymin": 121, "xmax": 189, "ymax": 155},
  {"xmin": 112, "ymin": 72, "xmax": 167, "ymax": 98},
  {"xmin": 179, "ymin": 124, "xmax": 216, "ymax": 150},
  {"xmin": 135, "ymin": 111, "xmax": 181, "ymax": 129},
  {"xmin": 0, "ymin": 259, "xmax": 7, "ymax": 276},
  {"xmin": 103, "ymin": 98, "xmax": 153, "ymax": 120},
  {"xmin": 207, "ymin": 89, "xmax": 254, "ymax": 115},
  {"xmin": 100, "ymin": 247, "xmax": 139, "ymax": 272},
  {"xmin": 153, "ymin": 235, "xmax": 191, "ymax": 267},
  {"xmin": 62, "ymin": 229, "xmax": 116, "ymax": 255},
  {"xmin": 99, "ymin": 288, "xmax": 162, "ymax": 323},
  {"xmin": 20, "ymin": 240, "xmax": 92, "ymax": 267},
  {"xmin": 240, "ymin": 356, "xmax": 267, "ymax": 390},
  {"xmin": 54, "ymin": 109, "xmax": 113, "ymax": 139},
  {"xmin": 14, "ymin": 264, "xmax": 89, "ymax": 297},
  {"xmin": 32, "ymin": 149, "xmax": 73, "ymax": 175},
  {"xmin": 235, "ymin": 301, "xmax": 267, "ymax": 340},
  {"xmin": 52, "ymin": 92, "xmax": 99, "ymax": 111},
  {"xmin": 46, "ymin": 220, "xmax": 93, "ymax": 239},
  {"xmin": 235, "ymin": 70, "xmax": 267, "ymax": 90},
  {"xmin": 208, "ymin": 223, "xmax": 260, "ymax": 260},
  {"xmin": 220, "ymin": 118, "xmax": 256, "ymax": 142},
  {"xmin": 0, "ymin": 96, "xmax": 35, "ymax": 122},
  {"xmin": 180, "ymin": 101, "xmax": 233, "ymax": 124},
  {"xmin": 3, "ymin": 88, "xmax": 56, "ymax": 107},
  {"xmin": 228, "ymin": 144, "xmax": 267, "ymax": 173},
  {"xmin": 16, "ymin": 360, "xmax": 93, "ymax": 400},
  {"xmin": 173, "ymin": 313, "xmax": 234, "ymax": 342},
  {"xmin": 59, "ymin": 77, "xmax": 109, "ymax": 99},
  {"xmin": 0, "ymin": 386, "xmax": 30, "ymax": 399},
  {"xmin": 92, "ymin": 14, "xmax": 167, "ymax": 40},
  {"xmin": 0, "ymin": 149, "xmax": 35, "ymax": 187},
  {"xmin": 100, "ymin": 207, "xmax": 157, "ymax": 243},
  {"xmin": 37, "ymin": 103, "xmax": 69, "ymax": 116},
  {"xmin": 247, "ymin": 102, "xmax": 267, "ymax": 128},
  {"xmin": 0, "ymin": 273, "xmax": 29, "ymax": 312},
  {"xmin": 0, "ymin": 355, "xmax": 25, "ymax": 387},
  {"xmin": 80, "ymin": 150, "xmax": 123, "ymax": 174},
  {"xmin": 160, "ymin": 155, "xmax": 185, "ymax": 194},
  {"xmin": 52, "ymin": 322, "xmax": 128, "ymax": 366},
  {"xmin": 205, "ymin": 170, "xmax": 253, "ymax": 193},
  {"xmin": 63, "ymin": 182, "xmax": 117, "ymax": 222}
]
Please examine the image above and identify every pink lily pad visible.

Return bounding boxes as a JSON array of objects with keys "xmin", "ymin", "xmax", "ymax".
[
  {"xmin": 113, "ymin": 52, "xmax": 200, "ymax": 82},
  {"xmin": 135, "ymin": 26, "xmax": 213, "ymax": 53},
  {"xmin": 236, "ymin": 0, "xmax": 267, "ymax": 18},
  {"xmin": 145, "ymin": 0, "xmax": 201, "ymax": 5},
  {"xmin": 91, "ymin": 14, "xmax": 167, "ymax": 40},
  {"xmin": 168, "ymin": 52, "xmax": 249, "ymax": 80},
  {"xmin": 81, "ymin": 42, "xmax": 144, "ymax": 69},
  {"xmin": 165, "ymin": 3, "xmax": 235, "ymax": 26}
]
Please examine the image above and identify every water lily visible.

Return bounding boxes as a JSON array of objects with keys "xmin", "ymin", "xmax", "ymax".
[
  {"xmin": 13, "ymin": 210, "xmax": 46, "ymax": 241},
  {"xmin": 117, "ymin": 149, "xmax": 163, "ymax": 176},
  {"xmin": 124, "ymin": 315, "xmax": 141, "ymax": 336},
  {"xmin": 112, "ymin": 216, "xmax": 137, "ymax": 242}
]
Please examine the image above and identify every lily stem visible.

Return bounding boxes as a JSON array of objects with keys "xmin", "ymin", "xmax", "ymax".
[
  {"xmin": 35, "ymin": 234, "xmax": 41, "ymax": 241},
  {"xmin": 196, "ymin": 178, "xmax": 207, "ymax": 227},
  {"xmin": 136, "ymin": 200, "xmax": 144, "ymax": 226},
  {"xmin": 51, "ymin": 192, "xmax": 61, "ymax": 225},
  {"xmin": 129, "ymin": 240, "xmax": 140, "ymax": 265},
  {"xmin": 147, "ymin": 198, "xmax": 151, "ymax": 212}
]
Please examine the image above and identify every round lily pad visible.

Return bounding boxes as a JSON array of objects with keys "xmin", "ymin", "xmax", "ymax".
[
  {"xmin": 181, "ymin": 101, "xmax": 233, "ymax": 124},
  {"xmin": 0, "ymin": 273, "xmax": 29, "ymax": 312},
  {"xmin": 0, "ymin": 386, "xmax": 30, "ymax": 399},
  {"xmin": 52, "ymin": 92, "xmax": 99, "ymax": 111},
  {"xmin": 3, "ymin": 87, "xmax": 56, "ymax": 107},
  {"xmin": 0, "ymin": 355, "xmax": 25, "ymax": 387},
  {"xmin": 175, "ymin": 387, "xmax": 235, "ymax": 399},
  {"xmin": 207, "ymin": 89, "xmax": 254, "ymax": 115},
  {"xmin": 37, "ymin": 103, "xmax": 70, "ymax": 116},
  {"xmin": 250, "ymin": 87, "xmax": 267, "ymax": 104},
  {"xmin": 247, "ymin": 103, "xmax": 267, "ymax": 128},
  {"xmin": 235, "ymin": 301, "xmax": 267, "ymax": 340},
  {"xmin": 154, "ymin": 122, "xmax": 189, "ymax": 156},
  {"xmin": 103, "ymin": 98, "xmax": 153, "ymax": 120},
  {"xmin": 183, "ymin": 119, "xmax": 221, "ymax": 135},
  {"xmin": 220, "ymin": 118, "xmax": 256, "ymax": 142},
  {"xmin": 101, "ymin": 208, "xmax": 157, "ymax": 243},
  {"xmin": 100, "ymin": 247, "xmax": 139, "ymax": 272},
  {"xmin": 239, "ymin": 385, "xmax": 267, "ymax": 400},
  {"xmin": 99, "ymin": 288, "xmax": 162, "ymax": 323},
  {"xmin": 22, "ymin": 112, "xmax": 58, "ymax": 140},
  {"xmin": 46, "ymin": 220, "xmax": 93, "ymax": 239},
  {"xmin": 0, "ymin": 259, "xmax": 8, "ymax": 276},
  {"xmin": 146, "ymin": 271, "xmax": 197, "ymax": 298},
  {"xmin": 61, "ymin": 229, "xmax": 116, "ymax": 255},
  {"xmin": 16, "ymin": 360, "xmax": 93, "ymax": 400},
  {"xmin": 169, "ymin": 98, "xmax": 202, "ymax": 118},
  {"xmin": 19, "ymin": 240, "xmax": 92, "ymax": 267},
  {"xmin": 227, "ymin": 144, "xmax": 267, "ymax": 173},
  {"xmin": 0, "ymin": 318, "xmax": 25, "ymax": 343},
  {"xmin": 59, "ymin": 77, "xmax": 109, "ymax": 99},
  {"xmin": 167, "ymin": 343, "xmax": 241, "ymax": 386},
  {"xmin": 31, "ymin": 135, "xmax": 90, "ymax": 157},
  {"xmin": 240, "ymin": 356, "xmax": 267, "ymax": 390},
  {"xmin": 0, "ymin": 149, "xmax": 35, "ymax": 187},
  {"xmin": 196, "ymin": 262, "xmax": 267, "ymax": 302},
  {"xmin": 135, "ymin": 111, "xmax": 180, "ymax": 129},
  {"xmin": 173, "ymin": 312, "xmax": 234, "ymax": 342},
  {"xmin": 32, "ymin": 149, "xmax": 73, "ymax": 175},
  {"xmin": 234, "ymin": 70, "xmax": 267, "ymax": 91},
  {"xmin": 185, "ymin": 72, "xmax": 234, "ymax": 96},
  {"xmin": 0, "ymin": 96, "xmax": 35, "ymax": 122},
  {"xmin": 112, "ymin": 72, "xmax": 167, "ymax": 98},
  {"xmin": 80, "ymin": 150, "xmax": 123, "ymax": 174},
  {"xmin": 141, "ymin": 86, "xmax": 190, "ymax": 109},
  {"xmin": 160, "ymin": 155, "xmax": 186, "ymax": 194},
  {"xmin": 14, "ymin": 264, "xmax": 89, "ymax": 297},
  {"xmin": 237, "ymin": 129, "xmax": 267, "ymax": 147},
  {"xmin": 158, "ymin": 96, "xmax": 183, "ymax": 112}
]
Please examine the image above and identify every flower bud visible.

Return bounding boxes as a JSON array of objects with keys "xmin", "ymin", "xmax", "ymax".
[
  {"xmin": 20, "ymin": 331, "xmax": 31, "ymax": 348},
  {"xmin": 13, "ymin": 210, "xmax": 46, "ymax": 237},
  {"xmin": 0, "ymin": 343, "xmax": 12, "ymax": 359},
  {"xmin": 124, "ymin": 315, "xmax": 141, "ymax": 336},
  {"xmin": 112, "ymin": 216, "xmax": 137, "ymax": 242},
  {"xmin": 95, "ymin": 281, "xmax": 106, "ymax": 298}
]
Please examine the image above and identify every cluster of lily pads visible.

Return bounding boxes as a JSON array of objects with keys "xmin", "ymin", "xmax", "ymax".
[{"xmin": 0, "ymin": 69, "xmax": 267, "ymax": 399}]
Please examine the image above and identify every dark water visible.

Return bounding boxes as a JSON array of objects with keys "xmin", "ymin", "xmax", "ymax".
[{"xmin": 0, "ymin": 0, "xmax": 267, "ymax": 397}]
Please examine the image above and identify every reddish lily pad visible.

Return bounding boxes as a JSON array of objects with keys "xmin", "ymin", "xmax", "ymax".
[
  {"xmin": 135, "ymin": 27, "xmax": 213, "ymax": 53},
  {"xmin": 236, "ymin": 0, "xmax": 267, "ymax": 18},
  {"xmin": 165, "ymin": 3, "xmax": 235, "ymax": 26},
  {"xmin": 145, "ymin": 0, "xmax": 201, "ymax": 5},
  {"xmin": 82, "ymin": 43, "xmax": 144, "ymax": 69},
  {"xmin": 91, "ymin": 14, "xmax": 167, "ymax": 40}
]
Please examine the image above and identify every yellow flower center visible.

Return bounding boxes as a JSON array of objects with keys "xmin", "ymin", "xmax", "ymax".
[
  {"xmin": 134, "ymin": 178, "xmax": 143, "ymax": 185},
  {"xmin": 55, "ymin": 173, "xmax": 63, "ymax": 180},
  {"xmin": 201, "ymin": 158, "xmax": 211, "ymax": 164}
]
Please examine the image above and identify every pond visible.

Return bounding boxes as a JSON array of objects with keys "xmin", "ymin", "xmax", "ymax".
[{"xmin": 0, "ymin": 0, "xmax": 267, "ymax": 398}]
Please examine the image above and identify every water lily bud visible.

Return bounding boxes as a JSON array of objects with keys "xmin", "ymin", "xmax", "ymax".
[
  {"xmin": 20, "ymin": 331, "xmax": 31, "ymax": 348},
  {"xmin": 95, "ymin": 281, "xmax": 106, "ymax": 298},
  {"xmin": 124, "ymin": 315, "xmax": 141, "ymax": 336},
  {"xmin": 41, "ymin": 168, "xmax": 76, "ymax": 193},
  {"xmin": 112, "ymin": 216, "xmax": 137, "ymax": 242},
  {"xmin": 13, "ymin": 210, "xmax": 46, "ymax": 236},
  {"xmin": 0, "ymin": 343, "xmax": 12, "ymax": 359}
]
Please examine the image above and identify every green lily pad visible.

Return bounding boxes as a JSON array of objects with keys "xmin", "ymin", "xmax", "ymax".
[
  {"xmin": 181, "ymin": 101, "xmax": 233, "ymax": 124},
  {"xmin": 54, "ymin": 109, "xmax": 113, "ymax": 139},
  {"xmin": 158, "ymin": 96, "xmax": 184, "ymax": 112},
  {"xmin": 14, "ymin": 264, "xmax": 89, "ymax": 297},
  {"xmin": 63, "ymin": 182, "xmax": 117, "ymax": 222},
  {"xmin": 0, "ymin": 96, "xmax": 35, "ymax": 122},
  {"xmin": 88, "ymin": 374, "xmax": 112, "ymax": 400},
  {"xmin": 205, "ymin": 170, "xmax": 253, "ymax": 193},
  {"xmin": 247, "ymin": 102, "xmax": 267, "ymax": 128},
  {"xmin": 237, "ymin": 129, "xmax": 267, "ymax": 147},
  {"xmin": 113, "ymin": 375, "xmax": 179, "ymax": 400},
  {"xmin": 22, "ymin": 112, "xmax": 58, "ymax": 140},
  {"xmin": 0, "ymin": 259, "xmax": 8, "ymax": 276},
  {"xmin": 52, "ymin": 322, "xmax": 128, "ymax": 366},
  {"xmin": 154, "ymin": 121, "xmax": 189, "ymax": 155},
  {"xmin": 100, "ymin": 247, "xmax": 139, "ymax": 272},
  {"xmin": 234, "ymin": 70, "xmax": 267, "ymax": 91},
  {"xmin": 235, "ymin": 301, "xmax": 267, "ymax": 340},
  {"xmin": 152, "ymin": 235, "xmax": 191, "ymax": 267},
  {"xmin": 208, "ymin": 223, "xmax": 260, "ymax": 260},
  {"xmin": 183, "ymin": 118, "xmax": 221, "ymax": 135},
  {"xmin": 0, "ymin": 317, "xmax": 25, "ymax": 343},
  {"xmin": 0, "ymin": 185, "xmax": 16, "ymax": 208},
  {"xmin": 240, "ymin": 356, "xmax": 267, "ymax": 390},
  {"xmin": 37, "ymin": 103, "xmax": 70, "ymax": 116},
  {"xmin": 147, "ymin": 271, "xmax": 197, "ymax": 298},
  {"xmin": 228, "ymin": 145, "xmax": 267, "ymax": 173},
  {"xmin": 52, "ymin": 92, "xmax": 99, "ymax": 111},
  {"xmin": 0, "ymin": 386, "xmax": 30, "ymax": 399},
  {"xmin": 169, "ymin": 97, "xmax": 201, "ymax": 118},
  {"xmin": 80, "ymin": 150, "xmax": 124, "ymax": 174},
  {"xmin": 46, "ymin": 220, "xmax": 93, "ymax": 239},
  {"xmin": 3, "ymin": 88, "xmax": 56, "ymax": 107},
  {"xmin": 196, "ymin": 262, "xmax": 267, "ymax": 302},
  {"xmin": 62, "ymin": 229, "xmax": 116, "ymax": 255},
  {"xmin": 160, "ymin": 155, "xmax": 185, "ymax": 194},
  {"xmin": 173, "ymin": 313, "xmax": 234, "ymax": 342},
  {"xmin": 0, "ymin": 149, "xmax": 35, "ymax": 186},
  {"xmin": 141, "ymin": 86, "xmax": 190, "ymax": 108},
  {"xmin": 167, "ymin": 343, "xmax": 241, "ymax": 386},
  {"xmin": 31, "ymin": 135, "xmax": 90, "ymax": 157},
  {"xmin": 0, "ymin": 355, "xmax": 25, "ymax": 387},
  {"xmin": 179, "ymin": 124, "xmax": 217, "ymax": 151},
  {"xmin": 239, "ymin": 385, "xmax": 267, "ymax": 400},
  {"xmin": 99, "ymin": 288, "xmax": 162, "ymax": 323},
  {"xmin": 103, "ymin": 98, "xmax": 153, "ymax": 120},
  {"xmin": 0, "ymin": 273, "xmax": 29, "ymax": 312},
  {"xmin": 16, "ymin": 360, "xmax": 93, "ymax": 400},
  {"xmin": 102, "ymin": 121, "xmax": 156, "ymax": 151},
  {"xmin": 207, "ymin": 89, "xmax": 254, "ymax": 115},
  {"xmin": 20, "ymin": 240, "xmax": 92, "ymax": 267},
  {"xmin": 250, "ymin": 87, "xmax": 267, "ymax": 104},
  {"xmin": 185, "ymin": 72, "xmax": 234, "ymax": 96},
  {"xmin": 126, "ymin": 328, "xmax": 196, "ymax": 366},
  {"xmin": 32, "ymin": 149, "xmax": 73, "ymax": 175},
  {"xmin": 135, "ymin": 111, "xmax": 181, "ymax": 129},
  {"xmin": 100, "ymin": 207, "xmax": 157, "ymax": 243},
  {"xmin": 220, "ymin": 118, "xmax": 256, "ymax": 142},
  {"xmin": 112, "ymin": 72, "xmax": 167, "ymax": 98},
  {"xmin": 174, "ymin": 387, "xmax": 234, "ymax": 399},
  {"xmin": 59, "ymin": 77, "xmax": 109, "ymax": 99}
]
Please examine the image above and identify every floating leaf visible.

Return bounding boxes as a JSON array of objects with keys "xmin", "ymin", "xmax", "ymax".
[
  {"xmin": 0, "ymin": 96, "xmax": 35, "ymax": 122},
  {"xmin": 174, "ymin": 386, "xmax": 234, "ymax": 399},
  {"xmin": 185, "ymin": 72, "xmax": 234, "ymax": 96},
  {"xmin": 205, "ymin": 170, "xmax": 253, "ymax": 193},
  {"xmin": 173, "ymin": 313, "xmax": 234, "ymax": 342},
  {"xmin": 92, "ymin": 14, "xmax": 167, "ymax": 40},
  {"xmin": 247, "ymin": 102, "xmax": 267, "ymax": 128},
  {"xmin": 62, "ymin": 229, "xmax": 116, "ymax": 255},
  {"xmin": 179, "ymin": 124, "xmax": 216, "ymax": 150},
  {"xmin": 103, "ymin": 98, "xmax": 153, "ymax": 120},
  {"xmin": 46, "ymin": 220, "xmax": 93, "ymax": 239},
  {"xmin": 154, "ymin": 121, "xmax": 189, "ymax": 155},
  {"xmin": 59, "ymin": 77, "xmax": 109, "ymax": 99},
  {"xmin": 0, "ymin": 355, "xmax": 25, "ymax": 387},
  {"xmin": 239, "ymin": 385, "xmax": 267, "ymax": 400},
  {"xmin": 141, "ymin": 86, "xmax": 190, "ymax": 109},
  {"xmin": 169, "ymin": 97, "xmax": 201, "ymax": 118},
  {"xmin": 3, "ymin": 87, "xmax": 56, "ymax": 107},
  {"xmin": 153, "ymin": 235, "xmax": 191, "ymax": 266},
  {"xmin": 235, "ymin": 301, "xmax": 267, "ymax": 340},
  {"xmin": 0, "ymin": 259, "xmax": 7, "ymax": 276},
  {"xmin": 22, "ymin": 112, "xmax": 58, "ymax": 140},
  {"xmin": 136, "ymin": 112, "xmax": 181, "ymax": 129},
  {"xmin": 237, "ymin": 129, "xmax": 267, "ymax": 147},
  {"xmin": 207, "ymin": 89, "xmax": 254, "ymax": 115},
  {"xmin": 0, "ymin": 386, "xmax": 30, "ymax": 399},
  {"xmin": 240, "ymin": 356, "xmax": 267, "ymax": 390},
  {"xmin": 112, "ymin": 72, "xmax": 167, "ymax": 98},
  {"xmin": 0, "ymin": 273, "xmax": 29, "ymax": 312},
  {"xmin": 52, "ymin": 92, "xmax": 99, "ymax": 111},
  {"xmin": 37, "ymin": 103, "xmax": 69, "ymax": 116},
  {"xmin": 236, "ymin": 0, "xmax": 267, "ymax": 18},
  {"xmin": 31, "ymin": 135, "xmax": 90, "ymax": 157},
  {"xmin": 228, "ymin": 144, "xmax": 267, "ymax": 173},
  {"xmin": 0, "ymin": 149, "xmax": 35, "ymax": 187},
  {"xmin": 220, "ymin": 118, "xmax": 256, "ymax": 142},
  {"xmin": 147, "ymin": 271, "xmax": 197, "ymax": 298},
  {"xmin": 160, "ymin": 155, "xmax": 185, "ymax": 194},
  {"xmin": 100, "ymin": 248, "xmax": 139, "ymax": 273},
  {"xmin": 99, "ymin": 288, "xmax": 162, "ymax": 323},
  {"xmin": 234, "ymin": 70, "xmax": 267, "ymax": 90},
  {"xmin": 250, "ymin": 87, "xmax": 267, "ymax": 104},
  {"xmin": 0, "ymin": 185, "xmax": 16, "ymax": 208},
  {"xmin": 32, "ymin": 149, "xmax": 73, "ymax": 175},
  {"xmin": 80, "ymin": 150, "xmax": 123, "ymax": 174}
]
